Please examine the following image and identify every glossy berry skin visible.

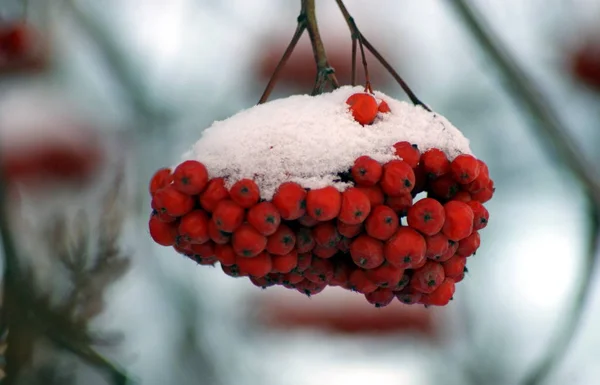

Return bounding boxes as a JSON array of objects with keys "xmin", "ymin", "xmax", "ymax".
[
  {"xmin": 338, "ymin": 187, "xmax": 371, "ymax": 225},
  {"xmin": 365, "ymin": 288, "xmax": 395, "ymax": 308},
  {"xmin": 153, "ymin": 186, "xmax": 195, "ymax": 217},
  {"xmin": 384, "ymin": 227, "xmax": 426, "ymax": 269},
  {"xmin": 266, "ymin": 224, "xmax": 296, "ymax": 255},
  {"xmin": 149, "ymin": 168, "xmax": 172, "ymax": 195},
  {"xmin": 380, "ymin": 160, "xmax": 415, "ymax": 196},
  {"xmin": 364, "ymin": 205, "xmax": 399, "ymax": 241},
  {"xmin": 393, "ymin": 141, "xmax": 420, "ymax": 168},
  {"xmin": 355, "ymin": 185, "xmax": 385, "ymax": 206},
  {"xmin": 272, "ymin": 182, "xmax": 307, "ymax": 220},
  {"xmin": 148, "ymin": 214, "xmax": 178, "ymax": 246},
  {"xmin": 172, "ymin": 160, "xmax": 209, "ymax": 195},
  {"xmin": 337, "ymin": 220, "xmax": 363, "ymax": 238},
  {"xmin": 306, "ymin": 186, "xmax": 342, "ymax": 221},
  {"xmin": 442, "ymin": 255, "xmax": 467, "ymax": 278},
  {"xmin": 467, "ymin": 200, "xmax": 489, "ymax": 230},
  {"xmin": 421, "ymin": 278, "xmax": 455, "ymax": 306},
  {"xmin": 232, "ymin": 224, "xmax": 267, "ymax": 257},
  {"xmin": 178, "ymin": 210, "xmax": 210, "ymax": 244},
  {"xmin": 395, "ymin": 289, "xmax": 422, "ymax": 305},
  {"xmin": 410, "ymin": 261, "xmax": 445, "ymax": 294},
  {"xmin": 229, "ymin": 178, "xmax": 260, "ymax": 208},
  {"xmin": 199, "ymin": 178, "xmax": 230, "ymax": 212},
  {"xmin": 272, "ymin": 250, "xmax": 299, "ymax": 274},
  {"xmin": 350, "ymin": 235, "xmax": 385, "ymax": 269},
  {"xmin": 212, "ymin": 199, "xmax": 245, "ymax": 232},
  {"xmin": 236, "ymin": 252, "xmax": 272, "ymax": 278},
  {"xmin": 442, "ymin": 201, "xmax": 474, "ymax": 241},
  {"xmin": 348, "ymin": 269, "xmax": 378, "ymax": 294},
  {"xmin": 365, "ymin": 263, "xmax": 404, "ymax": 288},
  {"xmin": 425, "ymin": 232, "xmax": 450, "ymax": 261},
  {"xmin": 407, "ymin": 198, "xmax": 445, "ymax": 236},
  {"xmin": 451, "ymin": 154, "xmax": 480, "ymax": 184},
  {"xmin": 296, "ymin": 228, "xmax": 316, "ymax": 253},
  {"xmin": 312, "ymin": 222, "xmax": 340, "ymax": 248},
  {"xmin": 346, "ymin": 93, "xmax": 378, "ymax": 125},
  {"xmin": 247, "ymin": 201, "xmax": 281, "ymax": 236},
  {"xmin": 420, "ymin": 148, "xmax": 450, "ymax": 177},
  {"xmin": 351, "ymin": 156, "xmax": 382, "ymax": 186},
  {"xmin": 457, "ymin": 231, "xmax": 480, "ymax": 257}
]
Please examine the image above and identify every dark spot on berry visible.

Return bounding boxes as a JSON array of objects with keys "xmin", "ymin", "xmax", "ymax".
[
  {"xmin": 375, "ymin": 303, "xmax": 382, "ymax": 308},
  {"xmin": 427, "ymin": 279, "xmax": 437, "ymax": 287},
  {"xmin": 411, "ymin": 144, "xmax": 419, "ymax": 149},
  {"xmin": 403, "ymin": 256, "xmax": 411, "ymax": 263},
  {"xmin": 384, "ymin": 216, "xmax": 394, "ymax": 224},
  {"xmin": 404, "ymin": 179, "xmax": 412, "ymax": 188},
  {"xmin": 282, "ymin": 235, "xmax": 294, "ymax": 245}
]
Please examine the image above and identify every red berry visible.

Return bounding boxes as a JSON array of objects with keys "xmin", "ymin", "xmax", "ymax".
[
  {"xmin": 281, "ymin": 272, "xmax": 304, "ymax": 285},
  {"xmin": 148, "ymin": 214, "xmax": 178, "ymax": 246},
  {"xmin": 199, "ymin": 178, "xmax": 230, "ymax": 212},
  {"xmin": 312, "ymin": 244, "xmax": 338, "ymax": 259},
  {"xmin": 312, "ymin": 221, "xmax": 340, "ymax": 248},
  {"xmin": 442, "ymin": 255, "xmax": 467, "ymax": 277},
  {"xmin": 215, "ymin": 244, "xmax": 236, "ymax": 266},
  {"xmin": 471, "ymin": 179, "xmax": 495, "ymax": 203},
  {"xmin": 378, "ymin": 100, "xmax": 391, "ymax": 113},
  {"xmin": 425, "ymin": 232, "xmax": 450, "ymax": 261},
  {"xmin": 392, "ymin": 273, "xmax": 410, "ymax": 291},
  {"xmin": 330, "ymin": 263, "xmax": 353, "ymax": 287},
  {"xmin": 236, "ymin": 252, "xmax": 272, "ymax": 278},
  {"xmin": 188, "ymin": 241, "xmax": 216, "ymax": 259},
  {"xmin": 212, "ymin": 199, "xmax": 245, "ymax": 232},
  {"xmin": 453, "ymin": 191, "xmax": 472, "ymax": 203},
  {"xmin": 151, "ymin": 198, "xmax": 176, "ymax": 222},
  {"xmin": 365, "ymin": 288, "xmax": 395, "ymax": 307},
  {"xmin": 336, "ymin": 220, "xmax": 363, "ymax": 238},
  {"xmin": 229, "ymin": 178, "xmax": 260, "ymax": 208},
  {"xmin": 350, "ymin": 235, "xmax": 385, "ymax": 269},
  {"xmin": 355, "ymin": 185, "xmax": 385, "ymax": 206},
  {"xmin": 296, "ymin": 252, "xmax": 312, "ymax": 272},
  {"xmin": 430, "ymin": 175, "xmax": 459, "ymax": 200},
  {"xmin": 465, "ymin": 160, "xmax": 490, "ymax": 193},
  {"xmin": 450, "ymin": 154, "xmax": 480, "ymax": 184},
  {"xmin": 178, "ymin": 210, "xmax": 210, "ymax": 244},
  {"xmin": 250, "ymin": 276, "xmax": 275, "ymax": 289},
  {"xmin": 422, "ymin": 278, "xmax": 455, "ymax": 306},
  {"xmin": 407, "ymin": 198, "xmax": 445, "ymax": 236},
  {"xmin": 384, "ymin": 227, "xmax": 426, "ymax": 269},
  {"xmin": 272, "ymin": 250, "xmax": 299, "ymax": 273},
  {"xmin": 208, "ymin": 220, "xmax": 230, "ymax": 244},
  {"xmin": 297, "ymin": 214, "xmax": 319, "ymax": 227},
  {"xmin": 338, "ymin": 187, "xmax": 371, "ymax": 224},
  {"xmin": 351, "ymin": 156, "xmax": 382, "ymax": 186},
  {"xmin": 346, "ymin": 93, "xmax": 378, "ymax": 125},
  {"xmin": 412, "ymin": 164, "xmax": 428, "ymax": 195},
  {"xmin": 232, "ymin": 224, "xmax": 267, "ymax": 257},
  {"xmin": 385, "ymin": 193, "xmax": 413, "ymax": 216},
  {"xmin": 172, "ymin": 160, "xmax": 209, "ymax": 195},
  {"xmin": 247, "ymin": 201, "xmax": 281, "ymax": 235},
  {"xmin": 303, "ymin": 257, "xmax": 334, "ymax": 284},
  {"xmin": 348, "ymin": 269, "xmax": 378, "ymax": 294},
  {"xmin": 149, "ymin": 168, "xmax": 172, "ymax": 195},
  {"xmin": 153, "ymin": 186, "xmax": 195, "ymax": 217},
  {"xmin": 442, "ymin": 201, "xmax": 474, "ymax": 241},
  {"xmin": 439, "ymin": 240, "xmax": 459, "ymax": 262},
  {"xmin": 393, "ymin": 141, "xmax": 420, "ymax": 169},
  {"xmin": 266, "ymin": 224, "xmax": 296, "ymax": 255},
  {"xmin": 296, "ymin": 228, "xmax": 316, "ymax": 253},
  {"xmin": 410, "ymin": 261, "xmax": 445, "ymax": 294},
  {"xmin": 457, "ymin": 231, "xmax": 480, "ymax": 257},
  {"xmin": 272, "ymin": 182, "xmax": 307, "ymax": 220},
  {"xmin": 467, "ymin": 201, "xmax": 489, "ymax": 230},
  {"xmin": 221, "ymin": 264, "xmax": 245, "ymax": 278},
  {"xmin": 380, "ymin": 160, "xmax": 415, "ymax": 196},
  {"xmin": 365, "ymin": 205, "xmax": 399, "ymax": 241},
  {"xmin": 420, "ymin": 149, "xmax": 450, "ymax": 177},
  {"xmin": 365, "ymin": 263, "xmax": 404, "ymax": 288},
  {"xmin": 306, "ymin": 186, "xmax": 342, "ymax": 221},
  {"xmin": 395, "ymin": 289, "xmax": 422, "ymax": 305},
  {"xmin": 295, "ymin": 279, "xmax": 326, "ymax": 297}
]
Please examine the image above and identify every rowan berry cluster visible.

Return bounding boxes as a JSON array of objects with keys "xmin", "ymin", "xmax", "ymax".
[{"xmin": 148, "ymin": 93, "xmax": 494, "ymax": 308}]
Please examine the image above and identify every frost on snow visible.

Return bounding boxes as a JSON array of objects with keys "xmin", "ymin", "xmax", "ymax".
[{"xmin": 183, "ymin": 86, "xmax": 472, "ymax": 200}]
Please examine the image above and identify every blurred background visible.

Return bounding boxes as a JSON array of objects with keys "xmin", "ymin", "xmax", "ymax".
[{"xmin": 0, "ymin": 0, "xmax": 599, "ymax": 384}]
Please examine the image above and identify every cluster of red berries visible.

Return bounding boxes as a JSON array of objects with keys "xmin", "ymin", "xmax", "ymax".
[{"xmin": 148, "ymin": 96, "xmax": 494, "ymax": 308}]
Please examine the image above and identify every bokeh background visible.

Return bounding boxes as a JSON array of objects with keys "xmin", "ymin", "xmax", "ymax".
[{"xmin": 1, "ymin": 0, "xmax": 600, "ymax": 384}]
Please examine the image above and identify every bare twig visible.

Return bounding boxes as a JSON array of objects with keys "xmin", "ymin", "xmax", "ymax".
[
  {"xmin": 351, "ymin": 37, "xmax": 357, "ymax": 86},
  {"xmin": 334, "ymin": 0, "xmax": 430, "ymax": 109},
  {"xmin": 304, "ymin": 0, "xmax": 339, "ymax": 95},
  {"xmin": 446, "ymin": 2, "xmax": 600, "ymax": 385}
]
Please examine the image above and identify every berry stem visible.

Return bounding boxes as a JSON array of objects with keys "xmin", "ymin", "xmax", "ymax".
[
  {"xmin": 304, "ymin": 0, "xmax": 340, "ymax": 95},
  {"xmin": 351, "ymin": 37, "xmax": 357, "ymax": 87},
  {"xmin": 334, "ymin": 0, "xmax": 430, "ymax": 110},
  {"xmin": 258, "ymin": 18, "xmax": 307, "ymax": 104}
]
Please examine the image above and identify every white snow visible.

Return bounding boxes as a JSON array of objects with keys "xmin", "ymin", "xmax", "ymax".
[{"xmin": 182, "ymin": 86, "xmax": 472, "ymax": 200}]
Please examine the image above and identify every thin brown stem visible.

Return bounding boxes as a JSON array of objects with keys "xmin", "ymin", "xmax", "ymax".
[
  {"xmin": 334, "ymin": 0, "xmax": 430, "ymax": 110},
  {"xmin": 258, "ymin": 19, "xmax": 307, "ymax": 104},
  {"xmin": 304, "ymin": 0, "xmax": 339, "ymax": 95},
  {"xmin": 351, "ymin": 37, "xmax": 357, "ymax": 86}
]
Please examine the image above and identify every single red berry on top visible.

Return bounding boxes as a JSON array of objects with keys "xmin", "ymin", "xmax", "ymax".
[
  {"xmin": 272, "ymin": 182, "xmax": 307, "ymax": 220},
  {"xmin": 442, "ymin": 201, "xmax": 474, "ymax": 241},
  {"xmin": 351, "ymin": 156, "xmax": 383, "ymax": 186},
  {"xmin": 421, "ymin": 277, "xmax": 455, "ymax": 306},
  {"xmin": 442, "ymin": 255, "xmax": 467, "ymax": 278},
  {"xmin": 384, "ymin": 227, "xmax": 426, "ymax": 269},
  {"xmin": 385, "ymin": 193, "xmax": 413, "ymax": 216},
  {"xmin": 199, "ymin": 177, "xmax": 230, "ymax": 212},
  {"xmin": 172, "ymin": 160, "xmax": 209, "ymax": 195},
  {"xmin": 232, "ymin": 223, "xmax": 267, "ymax": 257},
  {"xmin": 247, "ymin": 201, "xmax": 281, "ymax": 236},
  {"xmin": 336, "ymin": 220, "xmax": 363, "ymax": 238},
  {"xmin": 410, "ymin": 260, "xmax": 445, "ymax": 294},
  {"xmin": 346, "ymin": 93, "xmax": 378, "ymax": 125},
  {"xmin": 365, "ymin": 205, "xmax": 399, "ymax": 241},
  {"xmin": 393, "ymin": 141, "xmax": 420, "ymax": 168},
  {"xmin": 272, "ymin": 250, "xmax": 299, "ymax": 273},
  {"xmin": 355, "ymin": 185, "xmax": 385, "ymax": 206},
  {"xmin": 312, "ymin": 221, "xmax": 340, "ymax": 248},
  {"xmin": 338, "ymin": 187, "xmax": 371, "ymax": 224},
  {"xmin": 153, "ymin": 186, "xmax": 195, "ymax": 217},
  {"xmin": 212, "ymin": 199, "xmax": 245, "ymax": 232},
  {"xmin": 148, "ymin": 214, "xmax": 178, "ymax": 246},
  {"xmin": 266, "ymin": 224, "xmax": 296, "ymax": 255},
  {"xmin": 457, "ymin": 231, "xmax": 480, "ymax": 257},
  {"xmin": 178, "ymin": 210, "xmax": 210, "ymax": 244},
  {"xmin": 380, "ymin": 160, "xmax": 415, "ymax": 196},
  {"xmin": 378, "ymin": 100, "xmax": 391, "ymax": 113},
  {"xmin": 229, "ymin": 178, "xmax": 260, "ymax": 208},
  {"xmin": 425, "ymin": 232, "xmax": 450, "ymax": 261},
  {"xmin": 407, "ymin": 198, "xmax": 445, "ymax": 236},
  {"xmin": 365, "ymin": 262, "xmax": 404, "ymax": 288},
  {"xmin": 149, "ymin": 168, "xmax": 172, "ymax": 195},
  {"xmin": 466, "ymin": 200, "xmax": 489, "ymax": 230},
  {"xmin": 450, "ymin": 154, "xmax": 480, "ymax": 184},
  {"xmin": 365, "ymin": 288, "xmax": 395, "ymax": 308},
  {"xmin": 420, "ymin": 148, "xmax": 450, "ymax": 177},
  {"xmin": 348, "ymin": 268, "xmax": 378, "ymax": 294},
  {"xmin": 306, "ymin": 186, "xmax": 342, "ymax": 221},
  {"xmin": 235, "ymin": 252, "xmax": 272, "ymax": 278},
  {"xmin": 350, "ymin": 235, "xmax": 385, "ymax": 269}
]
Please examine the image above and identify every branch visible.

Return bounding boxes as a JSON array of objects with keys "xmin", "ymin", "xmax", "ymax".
[
  {"xmin": 334, "ymin": 0, "xmax": 430, "ymax": 110},
  {"xmin": 304, "ymin": 0, "xmax": 339, "ymax": 95},
  {"xmin": 446, "ymin": 1, "xmax": 600, "ymax": 385}
]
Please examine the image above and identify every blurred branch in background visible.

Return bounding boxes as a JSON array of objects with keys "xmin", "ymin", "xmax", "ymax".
[{"xmin": 446, "ymin": 1, "xmax": 600, "ymax": 385}]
